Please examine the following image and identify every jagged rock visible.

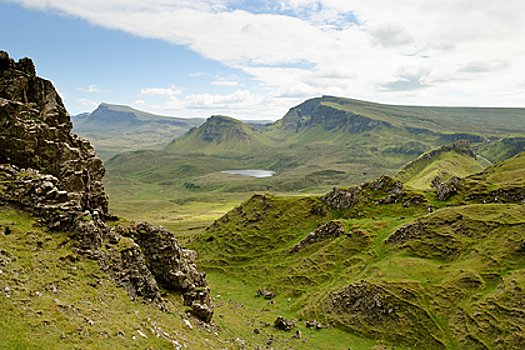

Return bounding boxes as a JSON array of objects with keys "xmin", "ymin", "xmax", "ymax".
[
  {"xmin": 291, "ymin": 221, "xmax": 345, "ymax": 253},
  {"xmin": 0, "ymin": 51, "xmax": 108, "ymax": 218},
  {"xmin": 321, "ymin": 186, "xmax": 361, "ymax": 210},
  {"xmin": 95, "ymin": 242, "xmax": 164, "ymax": 308},
  {"xmin": 131, "ymin": 223, "xmax": 214, "ymax": 322},
  {"xmin": 320, "ymin": 175, "xmax": 410, "ymax": 210},
  {"xmin": 431, "ymin": 174, "xmax": 460, "ymax": 201},
  {"xmin": 256, "ymin": 287, "xmax": 276, "ymax": 299},
  {"xmin": 385, "ymin": 220, "xmax": 425, "ymax": 243},
  {"xmin": 274, "ymin": 316, "xmax": 296, "ymax": 331}
]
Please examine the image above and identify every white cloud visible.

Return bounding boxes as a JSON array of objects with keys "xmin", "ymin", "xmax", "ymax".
[
  {"xmin": 76, "ymin": 84, "xmax": 102, "ymax": 93},
  {"xmin": 210, "ymin": 80, "xmax": 239, "ymax": 86},
  {"xmin": 151, "ymin": 90, "xmax": 262, "ymax": 115},
  {"xmin": 210, "ymin": 75, "xmax": 241, "ymax": 86},
  {"xmin": 76, "ymin": 98, "xmax": 98, "ymax": 106},
  {"xmin": 132, "ymin": 99, "xmax": 146, "ymax": 107},
  {"xmin": 9, "ymin": 0, "xmax": 525, "ymax": 111},
  {"xmin": 184, "ymin": 90, "xmax": 252, "ymax": 108},
  {"xmin": 459, "ymin": 60, "xmax": 511, "ymax": 74},
  {"xmin": 140, "ymin": 85, "xmax": 183, "ymax": 96},
  {"xmin": 380, "ymin": 68, "xmax": 431, "ymax": 92},
  {"xmin": 189, "ymin": 72, "xmax": 207, "ymax": 77}
]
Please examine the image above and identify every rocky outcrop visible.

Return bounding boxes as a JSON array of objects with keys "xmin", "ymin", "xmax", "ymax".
[
  {"xmin": 0, "ymin": 52, "xmax": 213, "ymax": 322},
  {"xmin": 130, "ymin": 223, "xmax": 214, "ymax": 322},
  {"xmin": 431, "ymin": 174, "xmax": 460, "ymax": 201},
  {"xmin": 320, "ymin": 186, "xmax": 362, "ymax": 210},
  {"xmin": 290, "ymin": 221, "xmax": 345, "ymax": 253},
  {"xmin": 324, "ymin": 281, "xmax": 446, "ymax": 349},
  {"xmin": 95, "ymin": 239, "xmax": 164, "ymax": 308},
  {"xmin": 0, "ymin": 164, "xmax": 108, "ymax": 250},
  {"xmin": 320, "ymin": 175, "xmax": 409, "ymax": 210},
  {"xmin": 385, "ymin": 219, "xmax": 425, "ymax": 244},
  {"xmin": 0, "ymin": 50, "xmax": 108, "ymax": 218}
]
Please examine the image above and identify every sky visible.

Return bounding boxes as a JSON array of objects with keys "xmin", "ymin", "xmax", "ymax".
[{"xmin": 1, "ymin": 0, "xmax": 524, "ymax": 120}]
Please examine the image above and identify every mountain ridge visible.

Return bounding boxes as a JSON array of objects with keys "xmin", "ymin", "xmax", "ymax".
[{"xmin": 395, "ymin": 140, "xmax": 484, "ymax": 189}]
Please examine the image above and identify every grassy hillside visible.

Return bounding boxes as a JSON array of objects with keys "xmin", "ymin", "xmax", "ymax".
[
  {"xmin": 0, "ymin": 208, "xmax": 227, "ymax": 349},
  {"xmin": 1, "ymin": 206, "xmax": 395, "ymax": 350},
  {"xmin": 261, "ymin": 96, "xmax": 524, "ymax": 142},
  {"xmin": 162, "ymin": 115, "xmax": 274, "ymax": 155},
  {"xmin": 476, "ymin": 136, "xmax": 525, "ymax": 164},
  {"xmin": 185, "ymin": 151, "xmax": 525, "ymax": 349},
  {"xmin": 466, "ymin": 151, "xmax": 525, "ymax": 188},
  {"xmin": 395, "ymin": 140, "xmax": 484, "ymax": 189}
]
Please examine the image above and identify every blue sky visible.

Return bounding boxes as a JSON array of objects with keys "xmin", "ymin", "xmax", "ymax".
[{"xmin": 1, "ymin": 0, "xmax": 524, "ymax": 120}]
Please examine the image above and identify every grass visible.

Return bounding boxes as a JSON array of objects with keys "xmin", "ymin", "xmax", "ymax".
[
  {"xmin": 396, "ymin": 145, "xmax": 484, "ymax": 190},
  {"xmin": 5, "ymin": 150, "xmax": 525, "ymax": 348},
  {"xmin": 0, "ymin": 208, "xmax": 250, "ymax": 349},
  {"xmin": 180, "ymin": 153, "xmax": 525, "ymax": 349}
]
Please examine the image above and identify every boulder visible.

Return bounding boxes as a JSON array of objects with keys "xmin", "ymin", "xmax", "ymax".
[
  {"xmin": 291, "ymin": 220, "xmax": 345, "ymax": 253},
  {"xmin": 274, "ymin": 316, "xmax": 296, "ymax": 331}
]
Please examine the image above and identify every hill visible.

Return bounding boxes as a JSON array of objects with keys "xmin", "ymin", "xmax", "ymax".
[
  {"xmin": 107, "ymin": 96, "xmax": 525, "ymax": 227},
  {"xmin": 188, "ymin": 150, "xmax": 525, "ymax": 349},
  {"xmin": 261, "ymin": 95, "xmax": 525, "ymax": 142},
  {"xmin": 72, "ymin": 103, "xmax": 205, "ymax": 160},
  {"xmin": 162, "ymin": 115, "xmax": 274, "ymax": 155},
  {"xmin": 395, "ymin": 140, "xmax": 484, "ymax": 189},
  {"xmin": 5, "ymin": 50, "xmax": 525, "ymax": 349},
  {"xmin": 72, "ymin": 104, "xmax": 273, "ymax": 160}
]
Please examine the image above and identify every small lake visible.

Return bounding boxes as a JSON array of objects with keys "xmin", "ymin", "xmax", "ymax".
[{"xmin": 221, "ymin": 169, "xmax": 275, "ymax": 178}]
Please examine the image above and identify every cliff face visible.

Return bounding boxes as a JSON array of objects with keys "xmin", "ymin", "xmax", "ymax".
[
  {"xmin": 0, "ymin": 51, "xmax": 213, "ymax": 322},
  {"xmin": 0, "ymin": 50, "xmax": 108, "ymax": 216}
]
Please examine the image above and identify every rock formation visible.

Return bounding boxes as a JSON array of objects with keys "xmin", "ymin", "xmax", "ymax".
[
  {"xmin": 274, "ymin": 316, "xmax": 296, "ymax": 331},
  {"xmin": 320, "ymin": 175, "xmax": 416, "ymax": 210},
  {"xmin": 290, "ymin": 220, "xmax": 345, "ymax": 253},
  {"xmin": 431, "ymin": 174, "xmax": 460, "ymax": 201},
  {"xmin": 0, "ymin": 51, "xmax": 213, "ymax": 322},
  {"xmin": 0, "ymin": 51, "xmax": 108, "ymax": 218}
]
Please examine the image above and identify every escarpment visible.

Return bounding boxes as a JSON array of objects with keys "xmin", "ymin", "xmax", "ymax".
[{"xmin": 0, "ymin": 51, "xmax": 213, "ymax": 322}]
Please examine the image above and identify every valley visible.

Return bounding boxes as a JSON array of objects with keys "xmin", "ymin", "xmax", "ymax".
[{"xmin": 2, "ymin": 51, "xmax": 525, "ymax": 349}]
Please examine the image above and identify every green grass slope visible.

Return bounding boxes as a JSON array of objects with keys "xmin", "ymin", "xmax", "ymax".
[
  {"xmin": 187, "ymin": 152, "xmax": 525, "ymax": 349},
  {"xmin": 261, "ymin": 96, "xmax": 525, "ymax": 142},
  {"xmin": 472, "ymin": 151, "xmax": 525, "ymax": 187},
  {"xmin": 162, "ymin": 115, "xmax": 274, "ymax": 155},
  {"xmin": 0, "ymin": 208, "xmax": 231, "ymax": 349},
  {"xmin": 0, "ymin": 206, "xmax": 393, "ymax": 350},
  {"xmin": 395, "ymin": 140, "xmax": 485, "ymax": 190},
  {"xmin": 476, "ymin": 135, "xmax": 525, "ymax": 164}
]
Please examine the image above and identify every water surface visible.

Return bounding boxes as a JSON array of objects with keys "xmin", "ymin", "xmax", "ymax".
[{"xmin": 221, "ymin": 169, "xmax": 275, "ymax": 178}]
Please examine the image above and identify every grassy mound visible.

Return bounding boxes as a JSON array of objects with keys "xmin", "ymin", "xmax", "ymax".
[
  {"xmin": 395, "ymin": 140, "xmax": 484, "ymax": 190},
  {"xmin": 187, "ymin": 152, "xmax": 525, "ymax": 349}
]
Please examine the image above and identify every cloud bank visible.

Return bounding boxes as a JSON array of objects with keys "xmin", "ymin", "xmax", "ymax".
[{"xmin": 8, "ymin": 0, "xmax": 525, "ymax": 118}]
